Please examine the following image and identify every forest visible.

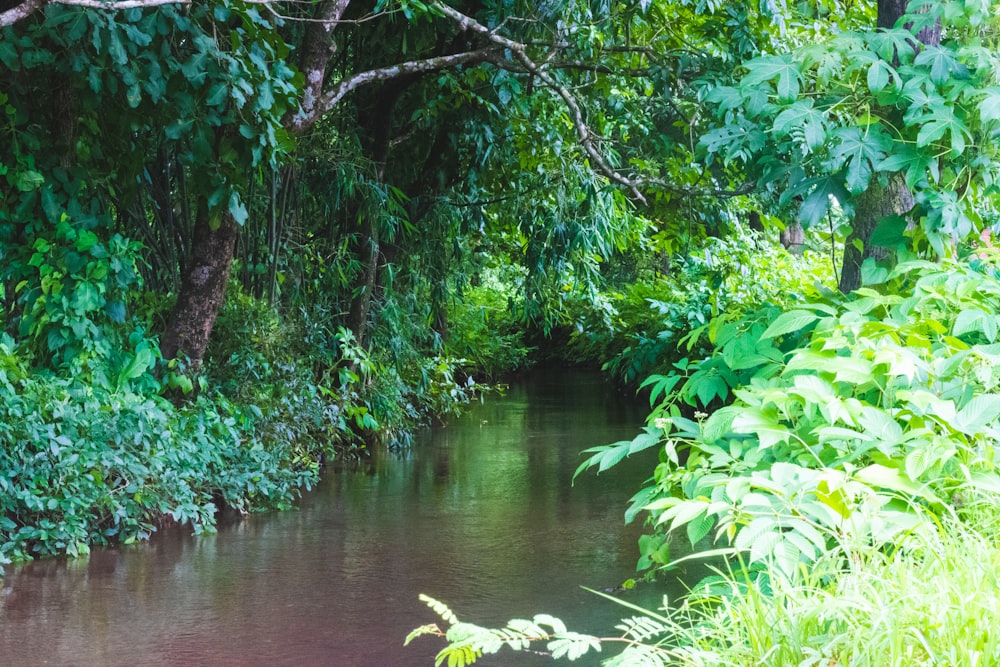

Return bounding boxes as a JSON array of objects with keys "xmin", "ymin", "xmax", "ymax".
[{"xmin": 3, "ymin": 0, "xmax": 1000, "ymax": 663}]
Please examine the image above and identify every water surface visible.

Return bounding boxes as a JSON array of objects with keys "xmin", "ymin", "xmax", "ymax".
[{"xmin": 0, "ymin": 370, "xmax": 692, "ymax": 665}]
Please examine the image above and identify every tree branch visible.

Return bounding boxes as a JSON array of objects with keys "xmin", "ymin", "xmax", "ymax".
[
  {"xmin": 290, "ymin": 47, "xmax": 499, "ymax": 135},
  {"xmin": 292, "ymin": 0, "xmax": 352, "ymax": 134},
  {"xmin": 433, "ymin": 1, "xmax": 757, "ymax": 204},
  {"xmin": 0, "ymin": 0, "xmax": 291, "ymax": 27},
  {"xmin": 432, "ymin": 1, "xmax": 650, "ymax": 204},
  {"xmin": 1, "ymin": 0, "xmax": 48, "ymax": 26}
]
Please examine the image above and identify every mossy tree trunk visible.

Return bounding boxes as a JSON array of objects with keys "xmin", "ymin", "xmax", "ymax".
[
  {"xmin": 839, "ymin": 172, "xmax": 913, "ymax": 293},
  {"xmin": 160, "ymin": 206, "xmax": 238, "ymax": 368},
  {"xmin": 838, "ymin": 0, "xmax": 940, "ymax": 294}
]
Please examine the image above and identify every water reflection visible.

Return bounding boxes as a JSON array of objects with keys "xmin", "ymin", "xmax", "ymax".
[{"xmin": 0, "ymin": 370, "xmax": 691, "ymax": 666}]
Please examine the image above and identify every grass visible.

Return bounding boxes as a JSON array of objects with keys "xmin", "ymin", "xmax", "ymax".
[{"xmin": 661, "ymin": 497, "xmax": 1000, "ymax": 666}]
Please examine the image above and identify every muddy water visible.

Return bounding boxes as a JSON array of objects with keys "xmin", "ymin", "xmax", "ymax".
[{"xmin": 0, "ymin": 370, "xmax": 695, "ymax": 666}]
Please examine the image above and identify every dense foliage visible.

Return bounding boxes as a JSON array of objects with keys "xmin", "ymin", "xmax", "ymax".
[
  {"xmin": 5, "ymin": 0, "xmax": 1000, "ymax": 662},
  {"xmin": 404, "ymin": 0, "xmax": 1000, "ymax": 660}
]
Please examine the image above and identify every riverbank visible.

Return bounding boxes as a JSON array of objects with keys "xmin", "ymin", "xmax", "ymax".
[{"xmin": 0, "ymin": 371, "xmax": 672, "ymax": 665}]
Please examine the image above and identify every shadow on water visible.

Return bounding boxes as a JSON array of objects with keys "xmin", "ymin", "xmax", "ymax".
[{"xmin": 0, "ymin": 370, "xmax": 709, "ymax": 666}]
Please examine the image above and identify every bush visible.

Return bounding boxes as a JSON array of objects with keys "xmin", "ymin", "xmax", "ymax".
[
  {"xmin": 579, "ymin": 258, "xmax": 1000, "ymax": 577},
  {"xmin": 410, "ymin": 498, "xmax": 1000, "ymax": 666},
  {"xmin": 568, "ymin": 226, "xmax": 835, "ymax": 386},
  {"xmin": 0, "ymin": 335, "xmax": 315, "ymax": 564},
  {"xmin": 446, "ymin": 274, "xmax": 532, "ymax": 380}
]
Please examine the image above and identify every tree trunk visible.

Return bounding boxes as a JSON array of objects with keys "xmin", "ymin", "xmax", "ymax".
[
  {"xmin": 780, "ymin": 222, "xmax": 805, "ymax": 254},
  {"xmin": 838, "ymin": 0, "xmax": 940, "ymax": 293},
  {"xmin": 838, "ymin": 172, "xmax": 913, "ymax": 293},
  {"xmin": 160, "ymin": 205, "xmax": 239, "ymax": 368}
]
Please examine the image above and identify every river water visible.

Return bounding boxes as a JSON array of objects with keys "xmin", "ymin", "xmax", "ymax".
[{"xmin": 0, "ymin": 370, "xmax": 695, "ymax": 665}]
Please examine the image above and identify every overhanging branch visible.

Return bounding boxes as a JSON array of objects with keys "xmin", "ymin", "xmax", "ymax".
[
  {"xmin": 0, "ymin": 0, "xmax": 292, "ymax": 27},
  {"xmin": 1, "ymin": 0, "xmax": 49, "ymax": 26},
  {"xmin": 432, "ymin": 1, "xmax": 650, "ymax": 204},
  {"xmin": 290, "ymin": 47, "xmax": 499, "ymax": 134},
  {"xmin": 432, "ymin": 1, "xmax": 756, "ymax": 204}
]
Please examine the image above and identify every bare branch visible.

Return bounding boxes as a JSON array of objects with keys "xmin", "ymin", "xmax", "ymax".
[
  {"xmin": 290, "ymin": 47, "xmax": 498, "ymax": 135},
  {"xmin": 1, "ymin": 0, "xmax": 48, "ymax": 26}
]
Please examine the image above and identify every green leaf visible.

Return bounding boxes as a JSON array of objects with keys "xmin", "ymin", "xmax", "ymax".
[
  {"xmin": 877, "ymin": 145, "xmax": 934, "ymax": 188},
  {"xmin": 206, "ymin": 82, "xmax": 229, "ymax": 107},
  {"xmin": 860, "ymin": 258, "xmax": 889, "ymax": 286},
  {"xmin": 798, "ymin": 176, "xmax": 850, "ymax": 227},
  {"xmin": 743, "ymin": 55, "xmax": 801, "ymax": 103},
  {"xmin": 855, "ymin": 463, "xmax": 941, "ymax": 505},
  {"xmin": 828, "ymin": 126, "xmax": 891, "ymax": 194},
  {"xmin": 857, "ymin": 406, "xmax": 902, "ymax": 443},
  {"xmin": 119, "ymin": 348, "xmax": 153, "ymax": 384},
  {"xmin": 914, "ymin": 108, "xmax": 969, "ymax": 156},
  {"xmin": 105, "ymin": 300, "xmax": 126, "ymax": 323},
  {"xmin": 869, "ymin": 214, "xmax": 908, "ymax": 249},
  {"xmin": 73, "ymin": 282, "xmax": 101, "ymax": 312},
  {"xmin": 867, "ymin": 60, "xmax": 894, "ymax": 94},
  {"xmin": 703, "ymin": 407, "xmax": 738, "ymax": 442},
  {"xmin": 126, "ymin": 83, "xmax": 141, "ymax": 108},
  {"xmin": 952, "ymin": 309, "xmax": 993, "ymax": 340},
  {"xmin": 705, "ymin": 85, "xmax": 744, "ymax": 116},
  {"xmin": 16, "ymin": 170, "xmax": 44, "ymax": 192},
  {"xmin": 955, "ymin": 394, "xmax": 1000, "ymax": 435},
  {"xmin": 784, "ymin": 350, "xmax": 836, "ymax": 374},
  {"xmin": 978, "ymin": 87, "xmax": 1000, "ymax": 123},
  {"xmin": 228, "ymin": 192, "xmax": 249, "ymax": 226},
  {"xmin": 547, "ymin": 632, "xmax": 600, "ymax": 660},
  {"xmin": 914, "ymin": 46, "xmax": 968, "ymax": 85},
  {"xmin": 686, "ymin": 510, "xmax": 714, "ymax": 546},
  {"xmin": 107, "ymin": 29, "xmax": 127, "ymax": 66},
  {"xmin": 772, "ymin": 99, "xmax": 825, "ymax": 147},
  {"xmin": 732, "ymin": 406, "xmax": 789, "ymax": 448},
  {"xmin": 760, "ymin": 309, "xmax": 820, "ymax": 339}
]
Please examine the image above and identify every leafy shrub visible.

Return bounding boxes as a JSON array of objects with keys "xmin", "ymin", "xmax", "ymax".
[
  {"xmin": 579, "ymin": 258, "xmax": 1000, "ymax": 577},
  {"xmin": 0, "ymin": 334, "xmax": 314, "ymax": 564},
  {"xmin": 411, "ymin": 498, "xmax": 1000, "ymax": 665},
  {"xmin": 569, "ymin": 226, "xmax": 835, "ymax": 386}
]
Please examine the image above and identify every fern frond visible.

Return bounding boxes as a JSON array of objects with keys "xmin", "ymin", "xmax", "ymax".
[
  {"xmin": 615, "ymin": 615, "xmax": 671, "ymax": 643},
  {"xmin": 433, "ymin": 644, "xmax": 480, "ymax": 667},
  {"xmin": 404, "ymin": 624, "xmax": 443, "ymax": 646},
  {"xmin": 420, "ymin": 593, "xmax": 460, "ymax": 625},
  {"xmin": 548, "ymin": 631, "xmax": 602, "ymax": 660},
  {"xmin": 603, "ymin": 643, "xmax": 668, "ymax": 667}
]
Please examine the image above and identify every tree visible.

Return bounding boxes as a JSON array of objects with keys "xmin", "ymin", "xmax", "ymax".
[
  {"xmin": 838, "ymin": 0, "xmax": 941, "ymax": 293},
  {"xmin": 697, "ymin": 0, "xmax": 1000, "ymax": 293}
]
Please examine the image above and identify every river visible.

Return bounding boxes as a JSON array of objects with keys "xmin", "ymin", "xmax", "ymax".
[{"xmin": 0, "ymin": 370, "xmax": 697, "ymax": 665}]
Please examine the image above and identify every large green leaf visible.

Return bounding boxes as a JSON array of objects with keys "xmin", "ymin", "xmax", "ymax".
[
  {"xmin": 772, "ymin": 99, "xmax": 826, "ymax": 149},
  {"xmin": 978, "ymin": 87, "xmax": 1000, "ymax": 123},
  {"xmin": 954, "ymin": 394, "xmax": 1000, "ymax": 435},
  {"xmin": 797, "ymin": 176, "xmax": 850, "ymax": 228},
  {"xmin": 855, "ymin": 464, "xmax": 942, "ymax": 505},
  {"xmin": 118, "ymin": 348, "xmax": 154, "ymax": 384},
  {"xmin": 828, "ymin": 126, "xmax": 892, "ymax": 193},
  {"xmin": 760, "ymin": 309, "xmax": 820, "ymax": 339},
  {"xmin": 743, "ymin": 55, "xmax": 802, "ymax": 103},
  {"xmin": 913, "ymin": 45, "xmax": 969, "ymax": 85}
]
